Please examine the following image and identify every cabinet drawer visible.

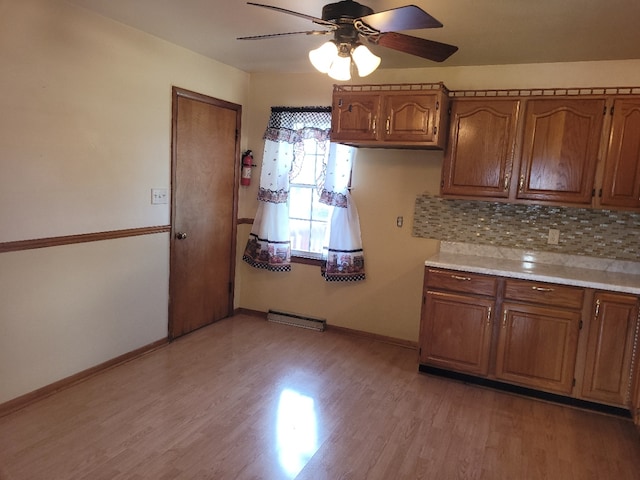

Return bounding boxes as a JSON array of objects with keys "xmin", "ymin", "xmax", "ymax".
[
  {"xmin": 504, "ymin": 279, "xmax": 584, "ymax": 309},
  {"xmin": 426, "ymin": 268, "xmax": 498, "ymax": 296}
]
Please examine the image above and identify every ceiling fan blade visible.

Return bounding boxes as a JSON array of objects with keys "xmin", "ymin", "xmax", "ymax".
[
  {"xmin": 359, "ymin": 5, "xmax": 442, "ymax": 33},
  {"xmin": 375, "ymin": 32, "xmax": 458, "ymax": 62},
  {"xmin": 246, "ymin": 2, "xmax": 335, "ymax": 28},
  {"xmin": 238, "ymin": 30, "xmax": 333, "ymax": 40}
]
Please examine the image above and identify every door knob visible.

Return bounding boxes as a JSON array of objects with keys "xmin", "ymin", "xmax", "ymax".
[{"xmin": 175, "ymin": 232, "xmax": 187, "ymax": 240}]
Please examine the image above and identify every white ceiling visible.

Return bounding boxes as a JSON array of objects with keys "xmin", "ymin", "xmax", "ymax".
[{"xmin": 65, "ymin": 0, "xmax": 640, "ymax": 73}]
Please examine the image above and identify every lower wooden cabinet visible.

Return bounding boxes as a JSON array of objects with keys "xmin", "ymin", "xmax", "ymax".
[
  {"xmin": 580, "ymin": 292, "xmax": 639, "ymax": 406},
  {"xmin": 496, "ymin": 302, "xmax": 580, "ymax": 394},
  {"xmin": 421, "ymin": 291, "xmax": 493, "ymax": 376},
  {"xmin": 420, "ymin": 267, "xmax": 640, "ymax": 416}
]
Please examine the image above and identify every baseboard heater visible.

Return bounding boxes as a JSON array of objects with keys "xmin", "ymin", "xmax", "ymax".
[{"xmin": 267, "ymin": 309, "xmax": 326, "ymax": 332}]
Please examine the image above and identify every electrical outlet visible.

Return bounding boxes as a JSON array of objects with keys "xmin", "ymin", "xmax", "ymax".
[
  {"xmin": 151, "ymin": 188, "xmax": 168, "ymax": 204},
  {"xmin": 548, "ymin": 228, "xmax": 560, "ymax": 245}
]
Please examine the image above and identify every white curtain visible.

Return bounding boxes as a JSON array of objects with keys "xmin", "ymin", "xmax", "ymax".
[
  {"xmin": 320, "ymin": 143, "xmax": 366, "ymax": 282},
  {"xmin": 242, "ymin": 107, "xmax": 331, "ymax": 272},
  {"xmin": 242, "ymin": 136, "xmax": 294, "ymax": 271}
]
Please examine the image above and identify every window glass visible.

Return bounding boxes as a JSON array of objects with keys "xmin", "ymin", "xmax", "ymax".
[{"xmin": 289, "ymin": 139, "xmax": 330, "ymax": 258}]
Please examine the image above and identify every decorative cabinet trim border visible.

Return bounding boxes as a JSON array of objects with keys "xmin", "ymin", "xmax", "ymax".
[{"xmin": 450, "ymin": 86, "xmax": 640, "ymax": 97}]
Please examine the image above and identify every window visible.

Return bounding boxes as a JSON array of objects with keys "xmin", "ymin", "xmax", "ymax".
[
  {"xmin": 289, "ymin": 136, "xmax": 332, "ymax": 259},
  {"xmin": 286, "ymin": 114, "xmax": 335, "ymax": 260}
]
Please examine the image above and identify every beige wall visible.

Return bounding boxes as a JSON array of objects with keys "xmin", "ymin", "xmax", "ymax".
[
  {"xmin": 236, "ymin": 61, "xmax": 640, "ymax": 343},
  {"xmin": 0, "ymin": 0, "xmax": 249, "ymax": 404}
]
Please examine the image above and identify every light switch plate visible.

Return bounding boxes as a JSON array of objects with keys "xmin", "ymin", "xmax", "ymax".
[{"xmin": 151, "ymin": 188, "xmax": 168, "ymax": 204}]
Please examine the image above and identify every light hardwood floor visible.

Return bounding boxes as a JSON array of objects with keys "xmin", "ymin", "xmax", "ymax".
[{"xmin": 1, "ymin": 313, "xmax": 639, "ymax": 479}]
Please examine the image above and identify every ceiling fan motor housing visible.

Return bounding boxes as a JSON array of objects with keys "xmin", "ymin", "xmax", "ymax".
[{"xmin": 322, "ymin": 0, "xmax": 373, "ymax": 21}]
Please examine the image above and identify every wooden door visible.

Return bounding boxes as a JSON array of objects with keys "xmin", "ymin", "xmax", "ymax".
[
  {"xmin": 496, "ymin": 302, "xmax": 580, "ymax": 394},
  {"xmin": 420, "ymin": 290, "xmax": 494, "ymax": 376},
  {"xmin": 600, "ymin": 97, "xmax": 640, "ymax": 209},
  {"xmin": 441, "ymin": 98, "xmax": 521, "ymax": 198},
  {"xmin": 581, "ymin": 291, "xmax": 639, "ymax": 406},
  {"xmin": 169, "ymin": 87, "xmax": 240, "ymax": 339},
  {"xmin": 330, "ymin": 92, "xmax": 380, "ymax": 143},
  {"xmin": 517, "ymin": 98, "xmax": 605, "ymax": 204}
]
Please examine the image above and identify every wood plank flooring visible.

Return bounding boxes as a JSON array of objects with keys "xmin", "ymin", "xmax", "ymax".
[{"xmin": 1, "ymin": 313, "xmax": 639, "ymax": 479}]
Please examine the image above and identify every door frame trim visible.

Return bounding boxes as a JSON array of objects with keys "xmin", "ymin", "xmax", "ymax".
[{"xmin": 169, "ymin": 86, "xmax": 242, "ymax": 339}]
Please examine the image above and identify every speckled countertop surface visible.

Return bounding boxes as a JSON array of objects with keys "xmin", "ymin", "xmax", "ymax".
[{"xmin": 425, "ymin": 242, "xmax": 640, "ymax": 295}]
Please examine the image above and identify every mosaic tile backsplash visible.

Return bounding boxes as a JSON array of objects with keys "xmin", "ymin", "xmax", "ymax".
[{"xmin": 413, "ymin": 195, "xmax": 640, "ymax": 261}]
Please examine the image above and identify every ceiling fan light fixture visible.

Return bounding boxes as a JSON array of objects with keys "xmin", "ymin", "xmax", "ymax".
[
  {"xmin": 327, "ymin": 52, "xmax": 352, "ymax": 81},
  {"xmin": 351, "ymin": 44, "xmax": 381, "ymax": 77},
  {"xmin": 309, "ymin": 41, "xmax": 338, "ymax": 73}
]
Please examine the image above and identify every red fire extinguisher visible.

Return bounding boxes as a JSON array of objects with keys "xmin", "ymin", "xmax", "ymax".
[{"xmin": 241, "ymin": 150, "xmax": 254, "ymax": 186}]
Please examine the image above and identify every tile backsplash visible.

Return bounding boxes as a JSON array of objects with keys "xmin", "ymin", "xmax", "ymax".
[{"xmin": 413, "ymin": 194, "xmax": 640, "ymax": 261}]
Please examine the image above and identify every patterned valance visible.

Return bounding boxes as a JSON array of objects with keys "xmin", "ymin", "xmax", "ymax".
[{"xmin": 264, "ymin": 106, "xmax": 332, "ymax": 145}]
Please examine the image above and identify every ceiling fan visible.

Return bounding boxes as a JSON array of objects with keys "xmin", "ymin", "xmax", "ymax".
[{"xmin": 238, "ymin": 0, "xmax": 458, "ymax": 80}]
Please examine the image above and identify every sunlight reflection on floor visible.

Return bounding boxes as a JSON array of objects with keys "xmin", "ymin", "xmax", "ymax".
[{"xmin": 276, "ymin": 388, "xmax": 319, "ymax": 478}]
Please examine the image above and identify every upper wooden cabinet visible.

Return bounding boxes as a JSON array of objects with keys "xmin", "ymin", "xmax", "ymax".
[
  {"xmin": 330, "ymin": 91, "xmax": 380, "ymax": 144},
  {"xmin": 517, "ymin": 98, "xmax": 606, "ymax": 204},
  {"xmin": 441, "ymin": 98, "xmax": 521, "ymax": 198},
  {"xmin": 442, "ymin": 95, "xmax": 607, "ymax": 205},
  {"xmin": 599, "ymin": 97, "xmax": 640, "ymax": 208},
  {"xmin": 331, "ymin": 83, "xmax": 450, "ymax": 149},
  {"xmin": 441, "ymin": 89, "xmax": 640, "ymax": 210}
]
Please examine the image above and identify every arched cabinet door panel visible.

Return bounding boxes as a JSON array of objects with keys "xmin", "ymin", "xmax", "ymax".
[
  {"xmin": 599, "ymin": 98, "xmax": 640, "ymax": 209},
  {"xmin": 517, "ymin": 98, "xmax": 605, "ymax": 205},
  {"xmin": 441, "ymin": 98, "xmax": 521, "ymax": 198}
]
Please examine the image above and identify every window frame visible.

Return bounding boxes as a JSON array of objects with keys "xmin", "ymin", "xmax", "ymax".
[{"xmin": 286, "ymin": 110, "xmax": 332, "ymax": 263}]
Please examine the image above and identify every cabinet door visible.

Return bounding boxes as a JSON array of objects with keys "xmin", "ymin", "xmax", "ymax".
[
  {"xmin": 331, "ymin": 92, "xmax": 380, "ymax": 142},
  {"xmin": 496, "ymin": 302, "xmax": 580, "ymax": 394},
  {"xmin": 441, "ymin": 99, "xmax": 520, "ymax": 198},
  {"xmin": 517, "ymin": 98, "xmax": 605, "ymax": 204},
  {"xmin": 383, "ymin": 93, "xmax": 440, "ymax": 143},
  {"xmin": 600, "ymin": 98, "xmax": 640, "ymax": 208},
  {"xmin": 581, "ymin": 292, "xmax": 639, "ymax": 407},
  {"xmin": 420, "ymin": 290, "xmax": 494, "ymax": 376}
]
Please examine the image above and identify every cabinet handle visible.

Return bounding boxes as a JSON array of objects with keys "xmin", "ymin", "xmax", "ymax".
[
  {"xmin": 519, "ymin": 175, "xmax": 525, "ymax": 192},
  {"xmin": 531, "ymin": 286, "xmax": 554, "ymax": 292},
  {"xmin": 502, "ymin": 310, "xmax": 508, "ymax": 327},
  {"xmin": 594, "ymin": 298, "xmax": 601, "ymax": 318},
  {"xmin": 486, "ymin": 307, "xmax": 492, "ymax": 326},
  {"xmin": 451, "ymin": 275, "xmax": 472, "ymax": 281},
  {"xmin": 372, "ymin": 117, "xmax": 377, "ymax": 135},
  {"xmin": 385, "ymin": 117, "xmax": 390, "ymax": 134},
  {"xmin": 503, "ymin": 174, "xmax": 510, "ymax": 191}
]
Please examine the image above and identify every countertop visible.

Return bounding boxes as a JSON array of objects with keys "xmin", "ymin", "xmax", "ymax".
[{"xmin": 425, "ymin": 242, "xmax": 640, "ymax": 295}]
